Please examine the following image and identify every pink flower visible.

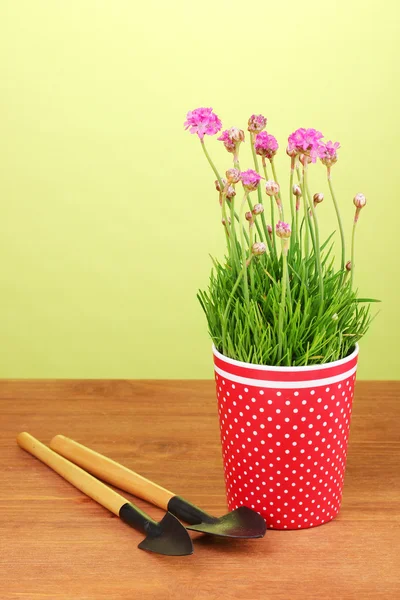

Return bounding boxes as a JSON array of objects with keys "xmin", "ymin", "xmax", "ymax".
[
  {"xmin": 287, "ymin": 128, "xmax": 324, "ymax": 162},
  {"xmin": 248, "ymin": 114, "xmax": 267, "ymax": 133},
  {"xmin": 184, "ymin": 107, "xmax": 222, "ymax": 139},
  {"xmin": 318, "ymin": 140, "xmax": 340, "ymax": 167},
  {"xmin": 218, "ymin": 128, "xmax": 244, "ymax": 154},
  {"xmin": 240, "ymin": 169, "xmax": 263, "ymax": 191},
  {"xmin": 276, "ymin": 220, "xmax": 291, "ymax": 238},
  {"xmin": 217, "ymin": 130, "xmax": 236, "ymax": 153},
  {"xmin": 254, "ymin": 132, "xmax": 279, "ymax": 160}
]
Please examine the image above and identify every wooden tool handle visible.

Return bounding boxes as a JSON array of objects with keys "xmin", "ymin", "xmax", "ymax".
[
  {"xmin": 17, "ymin": 432, "xmax": 128, "ymax": 516},
  {"xmin": 50, "ymin": 434, "xmax": 174, "ymax": 511}
]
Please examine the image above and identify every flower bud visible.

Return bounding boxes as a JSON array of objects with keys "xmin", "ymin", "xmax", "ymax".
[
  {"xmin": 313, "ymin": 192, "xmax": 324, "ymax": 206},
  {"xmin": 248, "ymin": 114, "xmax": 267, "ymax": 133},
  {"xmin": 346, "ymin": 260, "xmax": 352, "ymax": 271},
  {"xmin": 229, "ymin": 127, "xmax": 245, "ymax": 142},
  {"xmin": 252, "ymin": 203, "xmax": 264, "ymax": 215},
  {"xmin": 226, "ymin": 168, "xmax": 241, "ymax": 183},
  {"xmin": 276, "ymin": 220, "xmax": 291, "ymax": 239},
  {"xmin": 332, "ymin": 313, "xmax": 339, "ymax": 321},
  {"xmin": 293, "ymin": 184, "xmax": 302, "ymax": 197},
  {"xmin": 265, "ymin": 180, "xmax": 280, "ymax": 196},
  {"xmin": 252, "ymin": 242, "xmax": 267, "ymax": 256},
  {"xmin": 267, "ymin": 224, "xmax": 273, "ymax": 236},
  {"xmin": 215, "ymin": 178, "xmax": 226, "ymax": 192},
  {"xmin": 353, "ymin": 193, "xmax": 366, "ymax": 208},
  {"xmin": 226, "ymin": 185, "xmax": 236, "ymax": 199},
  {"xmin": 245, "ymin": 211, "xmax": 253, "ymax": 222},
  {"xmin": 221, "ymin": 217, "xmax": 232, "ymax": 226},
  {"xmin": 286, "ymin": 145, "xmax": 297, "ymax": 158}
]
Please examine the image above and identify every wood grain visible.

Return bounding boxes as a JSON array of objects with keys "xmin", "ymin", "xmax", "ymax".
[{"xmin": 0, "ymin": 380, "xmax": 399, "ymax": 600}]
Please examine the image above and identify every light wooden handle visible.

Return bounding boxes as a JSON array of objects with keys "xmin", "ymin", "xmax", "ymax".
[
  {"xmin": 17, "ymin": 432, "xmax": 128, "ymax": 516},
  {"xmin": 50, "ymin": 435, "xmax": 174, "ymax": 511}
]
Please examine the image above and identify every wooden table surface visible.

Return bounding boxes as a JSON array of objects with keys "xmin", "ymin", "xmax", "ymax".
[{"xmin": 0, "ymin": 380, "xmax": 399, "ymax": 600}]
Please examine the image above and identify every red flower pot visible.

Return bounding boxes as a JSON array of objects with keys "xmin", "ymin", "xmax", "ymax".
[{"xmin": 213, "ymin": 344, "xmax": 359, "ymax": 530}]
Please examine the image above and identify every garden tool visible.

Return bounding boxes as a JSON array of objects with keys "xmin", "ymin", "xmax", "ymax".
[
  {"xmin": 17, "ymin": 433, "xmax": 193, "ymax": 556},
  {"xmin": 50, "ymin": 434, "xmax": 267, "ymax": 539}
]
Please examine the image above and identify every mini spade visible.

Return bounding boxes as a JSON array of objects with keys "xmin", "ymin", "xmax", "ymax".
[
  {"xmin": 50, "ymin": 435, "xmax": 267, "ymax": 540},
  {"xmin": 17, "ymin": 433, "xmax": 193, "ymax": 556}
]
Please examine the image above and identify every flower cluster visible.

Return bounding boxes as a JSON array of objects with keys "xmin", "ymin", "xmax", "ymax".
[
  {"xmin": 184, "ymin": 106, "xmax": 373, "ymax": 367},
  {"xmin": 240, "ymin": 169, "xmax": 263, "ymax": 191},
  {"xmin": 248, "ymin": 114, "xmax": 267, "ymax": 133},
  {"xmin": 318, "ymin": 141, "xmax": 340, "ymax": 167},
  {"xmin": 254, "ymin": 132, "xmax": 279, "ymax": 160},
  {"xmin": 287, "ymin": 128, "xmax": 324, "ymax": 163},
  {"xmin": 184, "ymin": 107, "xmax": 222, "ymax": 139}
]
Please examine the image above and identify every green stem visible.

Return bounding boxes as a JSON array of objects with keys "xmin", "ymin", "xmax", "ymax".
[
  {"xmin": 250, "ymin": 134, "xmax": 269, "ymax": 241},
  {"xmin": 327, "ymin": 172, "xmax": 346, "ymax": 275},
  {"xmin": 302, "ymin": 185, "xmax": 309, "ymax": 257},
  {"xmin": 304, "ymin": 164, "xmax": 324, "ymax": 307},
  {"xmin": 221, "ymin": 189, "xmax": 231, "ymax": 253},
  {"xmin": 240, "ymin": 194, "xmax": 250, "ymax": 307},
  {"xmin": 229, "ymin": 198, "xmax": 240, "ymax": 274},
  {"xmin": 200, "ymin": 139, "xmax": 223, "ymax": 188},
  {"xmin": 289, "ymin": 158, "xmax": 294, "ymax": 224},
  {"xmin": 261, "ymin": 211, "xmax": 274, "ymax": 255},
  {"xmin": 350, "ymin": 219, "xmax": 357, "ymax": 290},
  {"xmin": 289, "ymin": 165, "xmax": 295, "ymax": 238},
  {"xmin": 270, "ymin": 159, "xmax": 284, "ymax": 219},
  {"xmin": 246, "ymin": 194, "xmax": 264, "ymax": 242},
  {"xmin": 278, "ymin": 241, "xmax": 288, "ymax": 363},
  {"xmin": 262, "ymin": 162, "xmax": 275, "ymax": 251},
  {"xmin": 200, "ymin": 138, "xmax": 248, "ymax": 246},
  {"xmin": 249, "ymin": 224, "xmax": 255, "ymax": 293}
]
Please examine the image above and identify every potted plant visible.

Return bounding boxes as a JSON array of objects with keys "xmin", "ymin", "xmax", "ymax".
[{"xmin": 184, "ymin": 107, "xmax": 377, "ymax": 529}]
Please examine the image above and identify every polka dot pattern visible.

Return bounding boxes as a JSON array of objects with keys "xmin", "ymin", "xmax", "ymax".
[{"xmin": 215, "ymin": 367, "xmax": 357, "ymax": 530}]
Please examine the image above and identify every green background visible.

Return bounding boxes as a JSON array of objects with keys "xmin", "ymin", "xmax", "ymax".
[{"xmin": 0, "ymin": 1, "xmax": 398, "ymax": 379}]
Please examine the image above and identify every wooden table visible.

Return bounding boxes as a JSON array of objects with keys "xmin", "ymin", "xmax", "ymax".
[{"xmin": 0, "ymin": 381, "xmax": 399, "ymax": 599}]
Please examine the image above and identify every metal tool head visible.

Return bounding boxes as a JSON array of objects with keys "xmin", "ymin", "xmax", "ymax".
[
  {"xmin": 138, "ymin": 512, "xmax": 194, "ymax": 556},
  {"xmin": 119, "ymin": 503, "xmax": 193, "ymax": 556},
  {"xmin": 186, "ymin": 506, "xmax": 267, "ymax": 539},
  {"xmin": 167, "ymin": 497, "xmax": 266, "ymax": 539}
]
